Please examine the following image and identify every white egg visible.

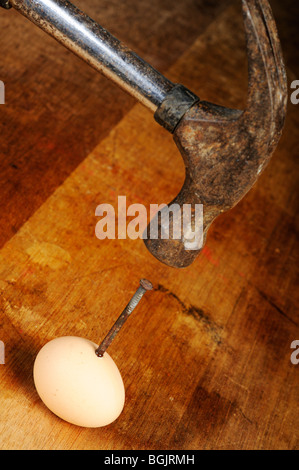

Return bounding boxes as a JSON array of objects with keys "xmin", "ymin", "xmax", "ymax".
[{"xmin": 33, "ymin": 336, "xmax": 125, "ymax": 427}]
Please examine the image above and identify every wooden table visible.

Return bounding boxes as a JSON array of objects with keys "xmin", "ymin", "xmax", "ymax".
[{"xmin": 0, "ymin": 0, "xmax": 298, "ymax": 450}]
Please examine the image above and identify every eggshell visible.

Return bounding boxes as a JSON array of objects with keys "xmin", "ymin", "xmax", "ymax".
[{"xmin": 33, "ymin": 336, "xmax": 125, "ymax": 427}]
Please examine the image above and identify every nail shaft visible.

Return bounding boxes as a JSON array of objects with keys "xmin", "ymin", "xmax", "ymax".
[{"xmin": 95, "ymin": 279, "xmax": 153, "ymax": 357}]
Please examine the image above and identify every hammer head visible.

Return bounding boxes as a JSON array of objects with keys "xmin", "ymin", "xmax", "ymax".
[{"xmin": 144, "ymin": 0, "xmax": 288, "ymax": 268}]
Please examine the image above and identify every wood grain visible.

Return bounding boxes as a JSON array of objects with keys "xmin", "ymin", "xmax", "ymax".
[
  {"xmin": 0, "ymin": 0, "xmax": 298, "ymax": 450},
  {"xmin": 0, "ymin": 0, "xmax": 230, "ymax": 247}
]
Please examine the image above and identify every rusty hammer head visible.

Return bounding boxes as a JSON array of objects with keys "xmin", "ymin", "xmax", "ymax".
[{"xmin": 144, "ymin": 0, "xmax": 288, "ymax": 268}]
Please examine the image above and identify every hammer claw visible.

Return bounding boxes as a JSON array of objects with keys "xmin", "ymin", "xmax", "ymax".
[{"xmin": 242, "ymin": 0, "xmax": 287, "ymax": 148}]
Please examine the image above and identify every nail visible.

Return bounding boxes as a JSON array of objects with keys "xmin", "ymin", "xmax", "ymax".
[{"xmin": 95, "ymin": 279, "xmax": 153, "ymax": 357}]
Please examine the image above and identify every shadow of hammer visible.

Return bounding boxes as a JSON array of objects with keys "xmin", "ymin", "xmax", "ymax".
[{"xmin": 2, "ymin": 0, "xmax": 288, "ymax": 268}]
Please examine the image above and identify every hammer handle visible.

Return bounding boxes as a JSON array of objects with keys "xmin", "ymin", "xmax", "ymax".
[{"xmin": 9, "ymin": 0, "xmax": 175, "ymax": 112}]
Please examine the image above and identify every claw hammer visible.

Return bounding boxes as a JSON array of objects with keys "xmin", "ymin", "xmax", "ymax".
[{"xmin": 0, "ymin": 0, "xmax": 288, "ymax": 268}]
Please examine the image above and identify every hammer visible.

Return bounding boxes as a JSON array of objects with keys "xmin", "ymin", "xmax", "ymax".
[{"xmin": 1, "ymin": 0, "xmax": 287, "ymax": 268}]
